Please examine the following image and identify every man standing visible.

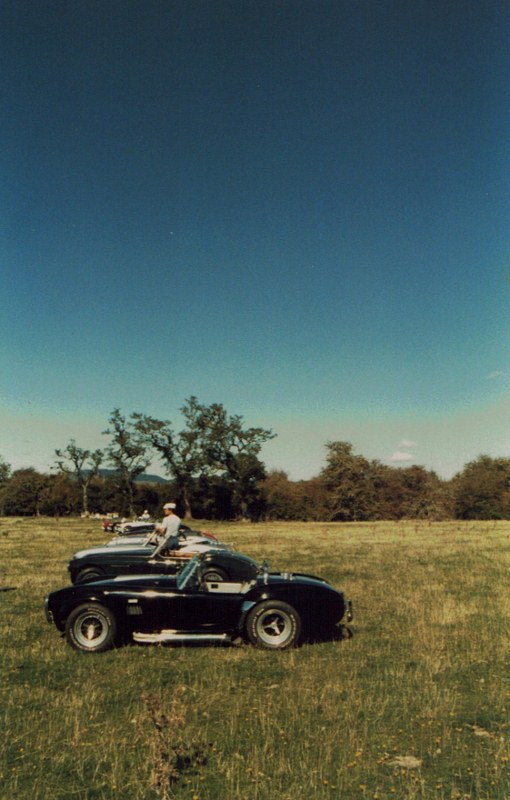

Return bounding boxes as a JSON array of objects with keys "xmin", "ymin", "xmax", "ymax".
[{"xmin": 155, "ymin": 502, "xmax": 181, "ymax": 539}]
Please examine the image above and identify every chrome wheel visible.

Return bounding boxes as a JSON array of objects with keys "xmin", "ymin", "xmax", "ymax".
[
  {"xmin": 66, "ymin": 604, "xmax": 117, "ymax": 652},
  {"xmin": 202, "ymin": 567, "xmax": 227, "ymax": 582},
  {"xmin": 256, "ymin": 609, "xmax": 292, "ymax": 645},
  {"xmin": 247, "ymin": 601, "xmax": 301, "ymax": 650}
]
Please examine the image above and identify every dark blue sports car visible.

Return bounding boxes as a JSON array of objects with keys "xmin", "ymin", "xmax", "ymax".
[{"xmin": 45, "ymin": 551, "xmax": 352, "ymax": 653}]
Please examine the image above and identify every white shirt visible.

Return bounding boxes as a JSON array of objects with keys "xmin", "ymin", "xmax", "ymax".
[{"xmin": 160, "ymin": 513, "xmax": 181, "ymax": 538}]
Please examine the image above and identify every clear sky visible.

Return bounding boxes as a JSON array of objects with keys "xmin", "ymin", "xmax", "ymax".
[{"xmin": 2, "ymin": 0, "xmax": 510, "ymax": 481}]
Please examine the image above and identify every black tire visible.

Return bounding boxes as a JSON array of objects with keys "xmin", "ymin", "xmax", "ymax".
[
  {"xmin": 202, "ymin": 566, "xmax": 228, "ymax": 582},
  {"xmin": 246, "ymin": 601, "xmax": 301, "ymax": 650},
  {"xmin": 65, "ymin": 603, "xmax": 117, "ymax": 653},
  {"xmin": 75, "ymin": 568, "xmax": 105, "ymax": 584}
]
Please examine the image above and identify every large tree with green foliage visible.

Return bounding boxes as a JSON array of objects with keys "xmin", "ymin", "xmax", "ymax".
[
  {"xmin": 453, "ymin": 455, "xmax": 510, "ymax": 519},
  {"xmin": 54, "ymin": 440, "xmax": 103, "ymax": 515},
  {"xmin": 133, "ymin": 398, "xmax": 209, "ymax": 519},
  {"xmin": 320, "ymin": 441, "xmax": 376, "ymax": 521},
  {"xmin": 40, "ymin": 473, "xmax": 82, "ymax": 516},
  {"xmin": 103, "ymin": 409, "xmax": 152, "ymax": 517},
  {"xmin": 0, "ymin": 468, "xmax": 48, "ymax": 516},
  {"xmin": 198, "ymin": 400, "xmax": 274, "ymax": 519},
  {"xmin": 262, "ymin": 471, "xmax": 302, "ymax": 520},
  {"xmin": 134, "ymin": 396, "xmax": 275, "ymax": 519},
  {"xmin": 319, "ymin": 441, "xmax": 451, "ymax": 521}
]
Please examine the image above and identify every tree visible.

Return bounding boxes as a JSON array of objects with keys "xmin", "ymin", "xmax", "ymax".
[
  {"xmin": 103, "ymin": 409, "xmax": 152, "ymax": 517},
  {"xmin": 262, "ymin": 471, "xmax": 344, "ymax": 521},
  {"xmin": 191, "ymin": 474, "xmax": 235, "ymax": 520},
  {"xmin": 320, "ymin": 441, "xmax": 375, "ymax": 521},
  {"xmin": 134, "ymin": 482, "xmax": 166, "ymax": 519},
  {"xmin": 39, "ymin": 473, "xmax": 82, "ymax": 516},
  {"xmin": 223, "ymin": 452, "xmax": 268, "ymax": 520},
  {"xmin": 262, "ymin": 471, "xmax": 302, "ymax": 520},
  {"xmin": 369, "ymin": 462, "xmax": 450, "ymax": 520},
  {"xmin": 134, "ymin": 396, "xmax": 275, "ymax": 519},
  {"xmin": 394, "ymin": 465, "xmax": 448, "ymax": 519},
  {"xmin": 452, "ymin": 455, "xmax": 510, "ymax": 519},
  {"xmin": 0, "ymin": 455, "xmax": 11, "ymax": 486},
  {"xmin": 134, "ymin": 398, "xmax": 210, "ymax": 519},
  {"xmin": 294, "ymin": 476, "xmax": 332, "ymax": 521},
  {"xmin": 54, "ymin": 440, "xmax": 103, "ymax": 515},
  {"xmin": 0, "ymin": 468, "xmax": 49, "ymax": 516},
  {"xmin": 197, "ymin": 400, "xmax": 274, "ymax": 519}
]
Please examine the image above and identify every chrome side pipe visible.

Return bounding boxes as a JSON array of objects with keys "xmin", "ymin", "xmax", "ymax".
[{"xmin": 133, "ymin": 631, "xmax": 232, "ymax": 644}]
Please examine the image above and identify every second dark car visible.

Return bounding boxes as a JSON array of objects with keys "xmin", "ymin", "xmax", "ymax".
[{"xmin": 67, "ymin": 536, "xmax": 231, "ymax": 584}]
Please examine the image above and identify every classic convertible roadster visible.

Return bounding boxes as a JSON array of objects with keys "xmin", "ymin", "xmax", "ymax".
[
  {"xmin": 45, "ymin": 551, "xmax": 353, "ymax": 653},
  {"xmin": 105, "ymin": 523, "xmax": 219, "ymax": 548},
  {"xmin": 67, "ymin": 534, "xmax": 230, "ymax": 584}
]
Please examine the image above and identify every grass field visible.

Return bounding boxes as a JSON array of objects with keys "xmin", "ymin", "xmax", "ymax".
[{"xmin": 1, "ymin": 518, "xmax": 509, "ymax": 800}]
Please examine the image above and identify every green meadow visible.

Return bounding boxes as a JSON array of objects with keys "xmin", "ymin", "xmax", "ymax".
[{"xmin": 1, "ymin": 518, "xmax": 509, "ymax": 800}]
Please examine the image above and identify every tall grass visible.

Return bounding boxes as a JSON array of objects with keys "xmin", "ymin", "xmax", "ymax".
[{"xmin": 1, "ymin": 518, "xmax": 509, "ymax": 799}]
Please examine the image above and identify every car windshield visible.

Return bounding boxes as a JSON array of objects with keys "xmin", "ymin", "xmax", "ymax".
[
  {"xmin": 176, "ymin": 556, "xmax": 200, "ymax": 591},
  {"xmin": 152, "ymin": 532, "xmax": 180, "ymax": 557}
]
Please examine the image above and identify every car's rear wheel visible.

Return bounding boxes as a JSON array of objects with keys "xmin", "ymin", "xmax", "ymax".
[
  {"xmin": 246, "ymin": 601, "xmax": 301, "ymax": 650},
  {"xmin": 75, "ymin": 568, "xmax": 105, "ymax": 584},
  {"xmin": 65, "ymin": 603, "xmax": 117, "ymax": 653},
  {"xmin": 202, "ymin": 566, "xmax": 228, "ymax": 582}
]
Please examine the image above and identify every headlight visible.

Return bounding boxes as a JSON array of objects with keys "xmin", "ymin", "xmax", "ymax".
[{"xmin": 44, "ymin": 596, "xmax": 54, "ymax": 624}]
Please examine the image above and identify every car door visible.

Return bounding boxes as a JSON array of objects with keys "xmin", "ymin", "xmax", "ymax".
[
  {"xmin": 133, "ymin": 579, "xmax": 190, "ymax": 631},
  {"xmin": 111, "ymin": 548, "xmax": 156, "ymax": 576},
  {"xmin": 136, "ymin": 580, "xmax": 244, "ymax": 633},
  {"xmin": 175, "ymin": 587, "xmax": 245, "ymax": 632}
]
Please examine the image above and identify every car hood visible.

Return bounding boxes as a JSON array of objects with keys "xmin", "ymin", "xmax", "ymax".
[
  {"xmin": 72, "ymin": 544, "xmax": 154, "ymax": 560},
  {"xmin": 105, "ymin": 536, "xmax": 152, "ymax": 546},
  {"xmin": 266, "ymin": 572, "xmax": 332, "ymax": 588},
  {"xmin": 71, "ymin": 541, "xmax": 224, "ymax": 561},
  {"xmin": 85, "ymin": 573, "xmax": 181, "ymax": 590},
  {"xmin": 106, "ymin": 535, "xmax": 224, "ymax": 548}
]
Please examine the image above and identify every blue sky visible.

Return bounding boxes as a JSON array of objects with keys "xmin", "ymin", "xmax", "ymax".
[{"xmin": 2, "ymin": 0, "xmax": 510, "ymax": 480}]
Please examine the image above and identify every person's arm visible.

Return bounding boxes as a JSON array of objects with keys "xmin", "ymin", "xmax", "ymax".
[
  {"xmin": 153, "ymin": 532, "xmax": 179, "ymax": 556},
  {"xmin": 155, "ymin": 517, "xmax": 168, "ymax": 534}
]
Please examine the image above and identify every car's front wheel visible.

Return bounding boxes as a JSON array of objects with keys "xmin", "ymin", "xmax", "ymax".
[
  {"xmin": 65, "ymin": 603, "xmax": 117, "ymax": 653},
  {"xmin": 246, "ymin": 601, "xmax": 301, "ymax": 650},
  {"xmin": 75, "ymin": 567, "xmax": 105, "ymax": 584}
]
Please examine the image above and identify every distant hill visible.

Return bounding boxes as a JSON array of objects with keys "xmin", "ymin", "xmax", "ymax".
[{"xmin": 95, "ymin": 468, "xmax": 168, "ymax": 484}]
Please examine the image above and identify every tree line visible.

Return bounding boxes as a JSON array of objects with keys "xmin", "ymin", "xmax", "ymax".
[{"xmin": 0, "ymin": 398, "xmax": 509, "ymax": 521}]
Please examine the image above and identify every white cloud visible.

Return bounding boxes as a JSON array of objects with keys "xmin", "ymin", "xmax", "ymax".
[
  {"xmin": 399, "ymin": 439, "xmax": 416, "ymax": 449},
  {"xmin": 390, "ymin": 451, "xmax": 414, "ymax": 463},
  {"xmin": 487, "ymin": 371, "xmax": 506, "ymax": 380}
]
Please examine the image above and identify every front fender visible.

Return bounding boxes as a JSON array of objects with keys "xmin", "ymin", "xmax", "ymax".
[
  {"xmin": 239, "ymin": 599, "xmax": 256, "ymax": 630},
  {"xmin": 56, "ymin": 590, "xmax": 113, "ymax": 629},
  {"xmin": 238, "ymin": 591, "xmax": 275, "ymax": 630}
]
